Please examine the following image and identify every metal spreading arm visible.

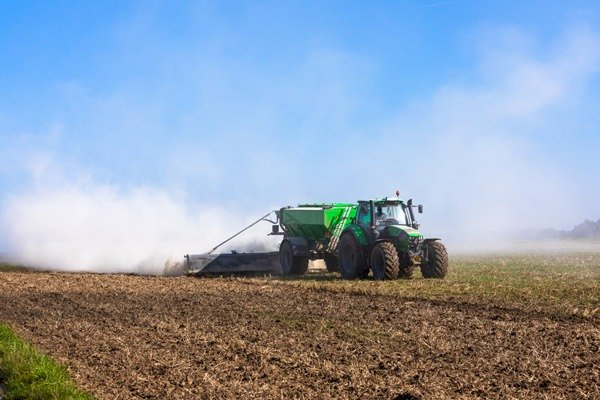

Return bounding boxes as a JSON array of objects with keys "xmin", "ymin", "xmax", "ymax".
[{"xmin": 205, "ymin": 211, "xmax": 277, "ymax": 255}]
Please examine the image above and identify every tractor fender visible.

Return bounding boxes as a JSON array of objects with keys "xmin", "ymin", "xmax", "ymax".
[
  {"xmin": 423, "ymin": 238, "xmax": 441, "ymax": 242},
  {"xmin": 282, "ymin": 237, "xmax": 310, "ymax": 257},
  {"xmin": 372, "ymin": 238, "xmax": 397, "ymax": 248},
  {"xmin": 341, "ymin": 225, "xmax": 370, "ymax": 247}
]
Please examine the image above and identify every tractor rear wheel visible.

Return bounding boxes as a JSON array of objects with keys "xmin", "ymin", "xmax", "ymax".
[
  {"xmin": 370, "ymin": 242, "xmax": 399, "ymax": 280},
  {"xmin": 338, "ymin": 232, "xmax": 364, "ymax": 279},
  {"xmin": 421, "ymin": 240, "xmax": 448, "ymax": 278},
  {"xmin": 279, "ymin": 241, "xmax": 309, "ymax": 275},
  {"xmin": 323, "ymin": 253, "xmax": 339, "ymax": 273}
]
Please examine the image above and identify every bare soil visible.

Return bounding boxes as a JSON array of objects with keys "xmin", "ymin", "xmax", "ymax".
[{"xmin": 0, "ymin": 271, "xmax": 598, "ymax": 399}]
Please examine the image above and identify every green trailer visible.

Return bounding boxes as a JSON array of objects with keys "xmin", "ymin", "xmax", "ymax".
[{"xmin": 275, "ymin": 203, "xmax": 357, "ymax": 274}]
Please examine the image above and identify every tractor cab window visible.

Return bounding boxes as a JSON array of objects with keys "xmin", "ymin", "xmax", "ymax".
[
  {"xmin": 375, "ymin": 206, "xmax": 387, "ymax": 222},
  {"xmin": 357, "ymin": 203, "xmax": 372, "ymax": 226},
  {"xmin": 375, "ymin": 204, "xmax": 408, "ymax": 226}
]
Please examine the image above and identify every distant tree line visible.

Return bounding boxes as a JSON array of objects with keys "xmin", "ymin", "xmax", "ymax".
[{"xmin": 532, "ymin": 219, "xmax": 600, "ymax": 239}]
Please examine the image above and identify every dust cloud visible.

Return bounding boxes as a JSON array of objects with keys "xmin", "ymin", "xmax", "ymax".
[{"xmin": 1, "ymin": 183, "xmax": 280, "ymax": 275}]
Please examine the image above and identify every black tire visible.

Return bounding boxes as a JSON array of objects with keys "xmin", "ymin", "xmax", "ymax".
[
  {"xmin": 399, "ymin": 252, "xmax": 415, "ymax": 279},
  {"xmin": 279, "ymin": 241, "xmax": 309, "ymax": 276},
  {"xmin": 323, "ymin": 253, "xmax": 339, "ymax": 273},
  {"xmin": 370, "ymin": 242, "xmax": 400, "ymax": 280},
  {"xmin": 292, "ymin": 257, "xmax": 309, "ymax": 275},
  {"xmin": 338, "ymin": 232, "xmax": 365, "ymax": 279},
  {"xmin": 357, "ymin": 267, "xmax": 370, "ymax": 279},
  {"xmin": 422, "ymin": 240, "xmax": 448, "ymax": 279}
]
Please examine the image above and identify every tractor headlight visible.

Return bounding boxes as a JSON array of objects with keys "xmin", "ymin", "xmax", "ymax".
[{"xmin": 408, "ymin": 236, "xmax": 422, "ymax": 250}]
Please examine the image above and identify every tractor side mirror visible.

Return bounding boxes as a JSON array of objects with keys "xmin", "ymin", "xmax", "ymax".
[
  {"xmin": 271, "ymin": 225, "xmax": 279, "ymax": 234},
  {"xmin": 418, "ymin": 205, "xmax": 423, "ymax": 214},
  {"xmin": 360, "ymin": 205, "xmax": 367, "ymax": 213}
]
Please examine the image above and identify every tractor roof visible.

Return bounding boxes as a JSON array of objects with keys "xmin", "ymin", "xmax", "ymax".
[
  {"xmin": 358, "ymin": 198, "xmax": 404, "ymax": 205},
  {"xmin": 297, "ymin": 203, "xmax": 356, "ymax": 208}
]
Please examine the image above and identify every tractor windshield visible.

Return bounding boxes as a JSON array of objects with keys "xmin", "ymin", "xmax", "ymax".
[{"xmin": 375, "ymin": 204, "xmax": 408, "ymax": 225}]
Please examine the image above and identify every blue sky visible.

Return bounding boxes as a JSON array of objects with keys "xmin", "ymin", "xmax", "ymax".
[{"xmin": 1, "ymin": 1, "xmax": 600, "ymax": 267}]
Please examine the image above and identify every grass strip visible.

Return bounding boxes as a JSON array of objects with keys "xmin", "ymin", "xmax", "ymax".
[
  {"xmin": 265, "ymin": 253, "xmax": 600, "ymax": 318},
  {"xmin": 0, "ymin": 324, "xmax": 92, "ymax": 400},
  {"xmin": 0, "ymin": 264, "xmax": 29, "ymax": 273}
]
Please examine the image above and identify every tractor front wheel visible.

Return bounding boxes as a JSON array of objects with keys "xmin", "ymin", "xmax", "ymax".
[
  {"xmin": 370, "ymin": 242, "xmax": 399, "ymax": 280},
  {"xmin": 421, "ymin": 240, "xmax": 448, "ymax": 278},
  {"xmin": 279, "ymin": 241, "xmax": 309, "ymax": 276},
  {"xmin": 338, "ymin": 233, "xmax": 365, "ymax": 279}
]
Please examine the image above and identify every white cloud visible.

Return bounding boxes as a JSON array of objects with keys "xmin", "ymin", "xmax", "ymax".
[{"xmin": 386, "ymin": 25, "xmax": 600, "ymax": 241}]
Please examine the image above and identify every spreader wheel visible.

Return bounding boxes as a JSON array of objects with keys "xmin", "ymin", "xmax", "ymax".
[
  {"xmin": 421, "ymin": 240, "xmax": 448, "ymax": 279},
  {"xmin": 279, "ymin": 241, "xmax": 309, "ymax": 275},
  {"xmin": 370, "ymin": 242, "xmax": 400, "ymax": 280},
  {"xmin": 323, "ymin": 253, "xmax": 339, "ymax": 273}
]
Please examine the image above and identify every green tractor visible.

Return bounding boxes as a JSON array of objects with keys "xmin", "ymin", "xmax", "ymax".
[{"xmin": 275, "ymin": 197, "xmax": 448, "ymax": 279}]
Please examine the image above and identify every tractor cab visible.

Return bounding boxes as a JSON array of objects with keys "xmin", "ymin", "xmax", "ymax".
[{"xmin": 356, "ymin": 198, "xmax": 422, "ymax": 231}]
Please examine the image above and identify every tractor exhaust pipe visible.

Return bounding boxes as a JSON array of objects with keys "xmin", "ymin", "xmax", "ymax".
[{"xmin": 407, "ymin": 199, "xmax": 419, "ymax": 229}]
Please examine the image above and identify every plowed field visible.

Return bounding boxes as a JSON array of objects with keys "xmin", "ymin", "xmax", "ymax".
[{"xmin": 0, "ymin": 254, "xmax": 598, "ymax": 399}]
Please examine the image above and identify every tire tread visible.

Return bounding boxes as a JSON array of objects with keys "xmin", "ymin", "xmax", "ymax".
[{"xmin": 422, "ymin": 241, "xmax": 448, "ymax": 278}]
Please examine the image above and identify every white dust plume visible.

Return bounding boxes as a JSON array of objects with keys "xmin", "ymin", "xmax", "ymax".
[{"xmin": 2, "ymin": 183, "xmax": 279, "ymax": 275}]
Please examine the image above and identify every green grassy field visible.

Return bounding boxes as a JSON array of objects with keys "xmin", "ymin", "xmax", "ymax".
[
  {"xmin": 0, "ymin": 325, "xmax": 92, "ymax": 400},
  {"xmin": 274, "ymin": 252, "xmax": 600, "ymax": 319},
  {"xmin": 0, "ymin": 264, "xmax": 29, "ymax": 273}
]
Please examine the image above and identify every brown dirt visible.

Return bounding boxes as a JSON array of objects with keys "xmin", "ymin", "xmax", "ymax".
[{"xmin": 0, "ymin": 271, "xmax": 598, "ymax": 399}]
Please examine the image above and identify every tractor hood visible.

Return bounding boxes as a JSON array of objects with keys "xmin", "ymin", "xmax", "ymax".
[
  {"xmin": 385, "ymin": 224, "xmax": 423, "ymax": 239},
  {"xmin": 382, "ymin": 224, "xmax": 423, "ymax": 251}
]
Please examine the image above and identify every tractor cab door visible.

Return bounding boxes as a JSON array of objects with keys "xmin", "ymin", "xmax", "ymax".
[
  {"xmin": 356, "ymin": 202, "xmax": 376, "ymax": 242},
  {"xmin": 356, "ymin": 203, "xmax": 372, "ymax": 228}
]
